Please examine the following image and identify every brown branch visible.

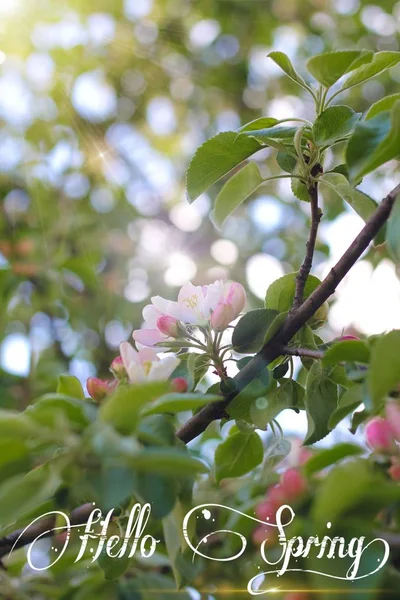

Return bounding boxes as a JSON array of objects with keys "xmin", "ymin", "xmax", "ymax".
[
  {"xmin": 281, "ymin": 346, "xmax": 324, "ymax": 360},
  {"xmin": 176, "ymin": 182, "xmax": 400, "ymax": 444},
  {"xmin": 1, "ymin": 183, "xmax": 399, "ymax": 560},
  {"xmin": 292, "ymin": 181, "xmax": 322, "ymax": 310}
]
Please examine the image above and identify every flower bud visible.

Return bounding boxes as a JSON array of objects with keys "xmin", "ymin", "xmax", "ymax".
[
  {"xmin": 339, "ymin": 335, "xmax": 359, "ymax": 341},
  {"xmin": 211, "ymin": 303, "xmax": 236, "ymax": 332},
  {"xmin": 157, "ymin": 316, "xmax": 180, "ymax": 338},
  {"xmin": 365, "ymin": 418, "xmax": 396, "ymax": 453},
  {"xmin": 267, "ymin": 484, "xmax": 287, "ymax": 508},
  {"xmin": 110, "ymin": 356, "xmax": 126, "ymax": 379},
  {"xmin": 87, "ymin": 377, "xmax": 114, "ymax": 401},
  {"xmin": 389, "ymin": 464, "xmax": 400, "ymax": 481},
  {"xmin": 255, "ymin": 501, "xmax": 276, "ymax": 524},
  {"xmin": 280, "ymin": 468, "xmax": 307, "ymax": 500},
  {"xmin": 385, "ymin": 401, "xmax": 400, "ymax": 441},
  {"xmin": 171, "ymin": 377, "xmax": 189, "ymax": 393},
  {"xmin": 226, "ymin": 282, "xmax": 246, "ymax": 315},
  {"xmin": 252, "ymin": 525, "xmax": 277, "ymax": 547}
]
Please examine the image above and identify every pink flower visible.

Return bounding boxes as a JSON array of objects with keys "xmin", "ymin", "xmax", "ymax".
[
  {"xmin": 339, "ymin": 335, "xmax": 359, "ymax": 341},
  {"xmin": 255, "ymin": 501, "xmax": 276, "ymax": 524},
  {"xmin": 280, "ymin": 468, "xmax": 307, "ymax": 500},
  {"xmin": 365, "ymin": 418, "xmax": 396, "ymax": 453},
  {"xmin": 389, "ymin": 464, "xmax": 400, "ymax": 481},
  {"xmin": 385, "ymin": 401, "xmax": 400, "ymax": 441},
  {"xmin": 133, "ymin": 304, "xmax": 170, "ymax": 348},
  {"xmin": 152, "ymin": 280, "xmax": 224, "ymax": 324},
  {"xmin": 211, "ymin": 282, "xmax": 246, "ymax": 332},
  {"xmin": 87, "ymin": 378, "xmax": 115, "ymax": 401},
  {"xmin": 120, "ymin": 342, "xmax": 180, "ymax": 383},
  {"xmin": 267, "ymin": 484, "xmax": 287, "ymax": 508}
]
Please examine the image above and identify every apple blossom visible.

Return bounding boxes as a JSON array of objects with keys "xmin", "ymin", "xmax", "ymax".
[
  {"xmin": 255, "ymin": 500, "xmax": 276, "ymax": 523},
  {"xmin": 365, "ymin": 417, "xmax": 396, "ymax": 453},
  {"xmin": 211, "ymin": 282, "xmax": 246, "ymax": 332},
  {"xmin": 157, "ymin": 315, "xmax": 180, "ymax": 338},
  {"xmin": 110, "ymin": 356, "xmax": 126, "ymax": 379},
  {"xmin": 133, "ymin": 304, "xmax": 171, "ymax": 348},
  {"xmin": 171, "ymin": 377, "xmax": 189, "ymax": 393},
  {"xmin": 120, "ymin": 341, "xmax": 180, "ymax": 383},
  {"xmin": 280, "ymin": 468, "xmax": 307, "ymax": 500},
  {"xmin": 151, "ymin": 280, "xmax": 224, "ymax": 324}
]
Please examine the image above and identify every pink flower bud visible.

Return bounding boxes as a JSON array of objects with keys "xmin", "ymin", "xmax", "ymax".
[
  {"xmin": 365, "ymin": 418, "xmax": 396, "ymax": 453},
  {"xmin": 389, "ymin": 464, "xmax": 400, "ymax": 481},
  {"xmin": 252, "ymin": 525, "xmax": 277, "ymax": 547},
  {"xmin": 171, "ymin": 377, "xmax": 188, "ymax": 393},
  {"xmin": 87, "ymin": 377, "xmax": 114, "ymax": 401},
  {"xmin": 267, "ymin": 484, "xmax": 287, "ymax": 508},
  {"xmin": 339, "ymin": 335, "xmax": 359, "ymax": 341},
  {"xmin": 226, "ymin": 282, "xmax": 246, "ymax": 315},
  {"xmin": 255, "ymin": 501, "xmax": 276, "ymax": 524},
  {"xmin": 298, "ymin": 448, "xmax": 313, "ymax": 466},
  {"xmin": 110, "ymin": 356, "xmax": 126, "ymax": 379},
  {"xmin": 211, "ymin": 302, "xmax": 236, "ymax": 332},
  {"xmin": 157, "ymin": 316, "xmax": 180, "ymax": 338},
  {"xmin": 280, "ymin": 468, "xmax": 307, "ymax": 500},
  {"xmin": 386, "ymin": 401, "xmax": 400, "ymax": 441}
]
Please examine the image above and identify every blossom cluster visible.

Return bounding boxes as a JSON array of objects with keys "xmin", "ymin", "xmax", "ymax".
[
  {"xmin": 86, "ymin": 279, "xmax": 246, "ymax": 400},
  {"xmin": 365, "ymin": 401, "xmax": 400, "ymax": 480}
]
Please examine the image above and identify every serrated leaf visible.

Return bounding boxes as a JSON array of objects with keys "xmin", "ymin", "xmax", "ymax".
[
  {"xmin": 304, "ymin": 442, "xmax": 363, "ymax": 476},
  {"xmin": 366, "ymin": 93, "xmax": 400, "ymax": 120},
  {"xmin": 386, "ymin": 196, "xmax": 400, "ymax": 261},
  {"xmin": 340, "ymin": 51, "xmax": 400, "ymax": 93},
  {"xmin": 313, "ymin": 106, "xmax": 361, "ymax": 146},
  {"xmin": 328, "ymin": 384, "xmax": 364, "ymax": 429},
  {"xmin": 232, "ymin": 308, "xmax": 279, "ymax": 354},
  {"xmin": 320, "ymin": 173, "xmax": 385, "ymax": 245},
  {"xmin": 291, "ymin": 176, "xmax": 309, "ymax": 202},
  {"xmin": 215, "ymin": 430, "xmax": 263, "ymax": 482},
  {"xmin": 276, "ymin": 151, "xmax": 297, "ymax": 173},
  {"xmin": 250, "ymin": 380, "xmax": 305, "ymax": 430},
  {"xmin": 306, "ymin": 50, "xmax": 373, "ymax": 87},
  {"xmin": 346, "ymin": 102, "xmax": 400, "ymax": 182},
  {"xmin": 213, "ymin": 161, "xmax": 263, "ymax": 228},
  {"xmin": 304, "ymin": 362, "xmax": 338, "ymax": 445},
  {"xmin": 141, "ymin": 393, "xmax": 220, "ymax": 415},
  {"xmin": 368, "ymin": 330, "xmax": 400, "ymax": 407},
  {"xmin": 322, "ymin": 340, "xmax": 370, "ymax": 367},
  {"xmin": 268, "ymin": 51, "xmax": 311, "ymax": 94},
  {"xmin": 186, "ymin": 132, "xmax": 263, "ymax": 202}
]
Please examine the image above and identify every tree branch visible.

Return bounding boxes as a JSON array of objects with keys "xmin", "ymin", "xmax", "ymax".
[
  {"xmin": 281, "ymin": 346, "xmax": 324, "ymax": 359},
  {"xmin": 1, "ymin": 183, "xmax": 399, "ymax": 561},
  {"xmin": 177, "ymin": 182, "xmax": 400, "ymax": 444},
  {"xmin": 292, "ymin": 181, "xmax": 322, "ymax": 310}
]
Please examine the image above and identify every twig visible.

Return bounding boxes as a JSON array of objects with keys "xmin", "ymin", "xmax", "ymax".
[
  {"xmin": 1, "ymin": 183, "xmax": 399, "ymax": 559},
  {"xmin": 177, "ymin": 183, "xmax": 400, "ymax": 444},
  {"xmin": 281, "ymin": 346, "xmax": 324, "ymax": 359},
  {"xmin": 292, "ymin": 181, "xmax": 322, "ymax": 310}
]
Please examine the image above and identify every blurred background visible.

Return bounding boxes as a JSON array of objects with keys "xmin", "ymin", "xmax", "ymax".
[{"xmin": 0, "ymin": 0, "xmax": 399, "ymax": 436}]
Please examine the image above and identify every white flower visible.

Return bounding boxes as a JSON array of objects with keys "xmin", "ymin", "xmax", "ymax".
[
  {"xmin": 152, "ymin": 280, "xmax": 224, "ymax": 325},
  {"xmin": 120, "ymin": 342, "xmax": 180, "ymax": 383}
]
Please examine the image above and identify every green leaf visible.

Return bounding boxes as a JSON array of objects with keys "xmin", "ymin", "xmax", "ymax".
[
  {"xmin": 276, "ymin": 151, "xmax": 297, "ymax": 173},
  {"xmin": 213, "ymin": 161, "xmax": 263, "ymax": 228},
  {"xmin": 322, "ymin": 339, "xmax": 370, "ymax": 367},
  {"xmin": 328, "ymin": 384, "xmax": 364, "ymax": 429},
  {"xmin": 226, "ymin": 372, "xmax": 271, "ymax": 420},
  {"xmin": 137, "ymin": 415, "xmax": 176, "ymax": 447},
  {"xmin": 232, "ymin": 308, "xmax": 279, "ymax": 354},
  {"xmin": 250, "ymin": 380, "xmax": 305, "ymax": 430},
  {"xmin": 56, "ymin": 375, "xmax": 85, "ymax": 399},
  {"xmin": 386, "ymin": 196, "xmax": 400, "ymax": 261},
  {"xmin": 313, "ymin": 106, "xmax": 360, "ymax": 146},
  {"xmin": 306, "ymin": 50, "xmax": 373, "ymax": 87},
  {"xmin": 320, "ymin": 173, "xmax": 385, "ymax": 245},
  {"xmin": 368, "ymin": 330, "xmax": 400, "ymax": 407},
  {"xmin": 141, "ymin": 392, "xmax": 220, "ymax": 415},
  {"xmin": 130, "ymin": 448, "xmax": 209, "ymax": 476},
  {"xmin": 346, "ymin": 102, "xmax": 400, "ymax": 182},
  {"xmin": 265, "ymin": 272, "xmax": 321, "ymax": 313},
  {"xmin": 340, "ymin": 51, "xmax": 400, "ymax": 93},
  {"xmin": 291, "ymin": 175, "xmax": 309, "ymax": 202},
  {"xmin": 0, "ymin": 464, "xmax": 61, "ymax": 530},
  {"xmin": 0, "ymin": 410, "xmax": 38, "ymax": 439},
  {"xmin": 186, "ymin": 132, "xmax": 263, "ymax": 202},
  {"xmin": 132, "ymin": 472, "xmax": 177, "ymax": 520},
  {"xmin": 366, "ymin": 93, "xmax": 400, "ymax": 120},
  {"xmin": 238, "ymin": 117, "xmax": 278, "ymax": 132},
  {"xmin": 304, "ymin": 442, "xmax": 363, "ymax": 476},
  {"xmin": 304, "ymin": 362, "xmax": 338, "ymax": 445},
  {"xmin": 100, "ymin": 382, "xmax": 170, "ymax": 434},
  {"xmin": 215, "ymin": 430, "xmax": 263, "ymax": 482},
  {"xmin": 98, "ymin": 547, "xmax": 131, "ymax": 581},
  {"xmin": 26, "ymin": 394, "xmax": 96, "ymax": 430},
  {"xmin": 268, "ymin": 51, "xmax": 312, "ymax": 94}
]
